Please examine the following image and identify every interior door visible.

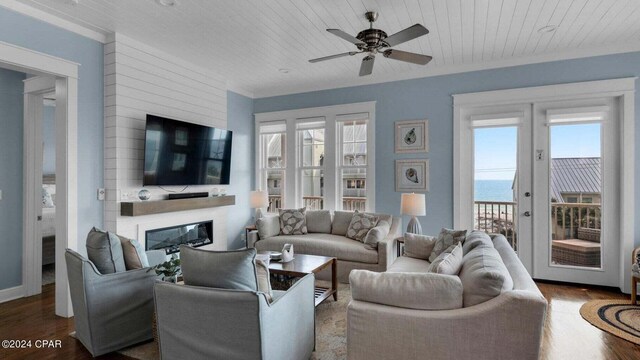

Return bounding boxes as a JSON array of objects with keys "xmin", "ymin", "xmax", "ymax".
[{"xmin": 532, "ymin": 98, "xmax": 620, "ymax": 286}]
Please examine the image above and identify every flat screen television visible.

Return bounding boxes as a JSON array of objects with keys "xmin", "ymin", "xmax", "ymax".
[{"xmin": 143, "ymin": 114, "xmax": 232, "ymax": 186}]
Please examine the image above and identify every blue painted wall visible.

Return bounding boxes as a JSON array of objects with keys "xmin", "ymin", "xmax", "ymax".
[
  {"xmin": 0, "ymin": 68, "xmax": 26, "ymax": 289},
  {"xmin": 226, "ymin": 91, "xmax": 255, "ymax": 249},
  {"xmin": 0, "ymin": 7, "xmax": 103, "ymax": 289},
  {"xmin": 255, "ymin": 51, "xmax": 640, "ymax": 243},
  {"xmin": 43, "ymin": 104, "xmax": 56, "ymax": 175}
]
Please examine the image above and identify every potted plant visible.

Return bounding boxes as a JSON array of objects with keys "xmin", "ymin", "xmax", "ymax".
[{"xmin": 151, "ymin": 256, "xmax": 181, "ymax": 283}]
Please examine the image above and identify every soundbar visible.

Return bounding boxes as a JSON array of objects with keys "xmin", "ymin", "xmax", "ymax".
[{"xmin": 167, "ymin": 192, "xmax": 210, "ymax": 200}]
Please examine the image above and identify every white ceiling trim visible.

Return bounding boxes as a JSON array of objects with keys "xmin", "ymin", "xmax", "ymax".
[
  {"xmin": 0, "ymin": 0, "xmax": 108, "ymax": 43},
  {"xmin": 254, "ymin": 41, "xmax": 640, "ymax": 99}
]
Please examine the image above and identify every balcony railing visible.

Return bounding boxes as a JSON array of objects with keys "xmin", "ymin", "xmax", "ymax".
[
  {"xmin": 267, "ymin": 195, "xmax": 366, "ymax": 212},
  {"xmin": 474, "ymin": 200, "xmax": 602, "ymax": 251}
]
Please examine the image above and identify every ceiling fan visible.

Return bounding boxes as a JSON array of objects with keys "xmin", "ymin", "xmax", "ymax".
[{"xmin": 309, "ymin": 11, "xmax": 433, "ymax": 76}]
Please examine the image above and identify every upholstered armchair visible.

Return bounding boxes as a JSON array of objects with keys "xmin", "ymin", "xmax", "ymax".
[
  {"xmin": 65, "ymin": 248, "xmax": 166, "ymax": 356},
  {"xmin": 154, "ymin": 273, "xmax": 316, "ymax": 360}
]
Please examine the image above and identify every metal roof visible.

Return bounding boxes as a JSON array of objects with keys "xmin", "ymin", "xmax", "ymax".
[{"xmin": 550, "ymin": 157, "xmax": 601, "ymax": 202}]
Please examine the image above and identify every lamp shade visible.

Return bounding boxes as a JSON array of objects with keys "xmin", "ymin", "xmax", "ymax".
[
  {"xmin": 400, "ymin": 193, "xmax": 426, "ymax": 216},
  {"xmin": 250, "ymin": 190, "xmax": 268, "ymax": 208}
]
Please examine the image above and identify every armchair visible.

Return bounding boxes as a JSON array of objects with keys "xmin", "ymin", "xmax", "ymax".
[
  {"xmin": 154, "ymin": 273, "xmax": 315, "ymax": 360},
  {"xmin": 65, "ymin": 248, "xmax": 165, "ymax": 356}
]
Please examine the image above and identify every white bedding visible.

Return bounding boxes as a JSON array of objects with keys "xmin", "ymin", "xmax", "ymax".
[{"xmin": 42, "ymin": 207, "xmax": 56, "ymax": 237}]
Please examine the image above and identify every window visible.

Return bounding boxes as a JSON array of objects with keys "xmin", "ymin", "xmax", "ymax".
[
  {"xmin": 258, "ymin": 121, "xmax": 286, "ymax": 212},
  {"xmin": 256, "ymin": 102, "xmax": 375, "ymax": 213}
]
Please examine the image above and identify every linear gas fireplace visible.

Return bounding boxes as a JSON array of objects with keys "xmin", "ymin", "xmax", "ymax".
[{"xmin": 145, "ymin": 220, "xmax": 213, "ymax": 254}]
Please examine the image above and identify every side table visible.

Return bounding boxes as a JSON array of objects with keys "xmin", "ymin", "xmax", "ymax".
[
  {"xmin": 245, "ymin": 224, "xmax": 257, "ymax": 248},
  {"xmin": 396, "ymin": 236, "xmax": 405, "ymax": 257}
]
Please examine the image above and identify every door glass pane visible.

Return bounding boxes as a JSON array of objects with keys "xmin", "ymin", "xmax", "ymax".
[
  {"xmin": 302, "ymin": 170, "xmax": 324, "ymax": 210},
  {"xmin": 341, "ymin": 168, "xmax": 367, "ymax": 211},
  {"xmin": 266, "ymin": 170, "xmax": 284, "ymax": 213},
  {"xmin": 474, "ymin": 127, "xmax": 518, "ymax": 251},
  {"xmin": 549, "ymin": 123, "xmax": 601, "ymax": 268}
]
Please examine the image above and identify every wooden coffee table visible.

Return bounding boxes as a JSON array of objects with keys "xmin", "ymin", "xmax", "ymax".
[{"xmin": 268, "ymin": 254, "xmax": 337, "ymax": 307}]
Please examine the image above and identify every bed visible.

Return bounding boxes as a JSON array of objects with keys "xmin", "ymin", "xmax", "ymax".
[{"xmin": 42, "ymin": 174, "xmax": 56, "ymax": 266}]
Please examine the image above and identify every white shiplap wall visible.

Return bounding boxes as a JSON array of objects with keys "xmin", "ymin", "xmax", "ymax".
[{"xmin": 104, "ymin": 33, "xmax": 228, "ymax": 250}]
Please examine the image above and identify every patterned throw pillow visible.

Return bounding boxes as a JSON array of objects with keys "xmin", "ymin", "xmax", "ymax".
[
  {"xmin": 428, "ymin": 243, "xmax": 463, "ymax": 275},
  {"xmin": 428, "ymin": 228, "xmax": 467, "ymax": 263},
  {"xmin": 279, "ymin": 207, "xmax": 308, "ymax": 235},
  {"xmin": 346, "ymin": 211, "xmax": 379, "ymax": 242}
]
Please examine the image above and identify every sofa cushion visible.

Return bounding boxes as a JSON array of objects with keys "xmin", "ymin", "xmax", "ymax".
[
  {"xmin": 462, "ymin": 230, "xmax": 494, "ymax": 255},
  {"xmin": 404, "ymin": 233, "xmax": 436, "ymax": 260},
  {"xmin": 387, "ymin": 256, "xmax": 432, "ymax": 273},
  {"xmin": 346, "ymin": 211, "xmax": 379, "ymax": 242},
  {"xmin": 256, "ymin": 215, "xmax": 280, "ymax": 239},
  {"xmin": 428, "ymin": 228, "xmax": 467, "ymax": 262},
  {"xmin": 85, "ymin": 227, "xmax": 126, "ymax": 274},
  {"xmin": 459, "ymin": 245, "xmax": 514, "ymax": 306},
  {"xmin": 279, "ymin": 207, "xmax": 308, "ymax": 235},
  {"xmin": 118, "ymin": 235, "xmax": 150, "ymax": 270},
  {"xmin": 428, "ymin": 243, "xmax": 463, "ymax": 275},
  {"xmin": 181, "ymin": 246, "xmax": 258, "ymax": 291},
  {"xmin": 255, "ymin": 259, "xmax": 273, "ymax": 303},
  {"xmin": 350, "ymin": 270, "xmax": 463, "ymax": 310},
  {"xmin": 332, "ymin": 211, "xmax": 354, "ymax": 236},
  {"xmin": 306, "ymin": 210, "xmax": 332, "ymax": 233},
  {"xmin": 255, "ymin": 234, "xmax": 378, "ymax": 264},
  {"xmin": 363, "ymin": 221, "xmax": 391, "ymax": 249}
]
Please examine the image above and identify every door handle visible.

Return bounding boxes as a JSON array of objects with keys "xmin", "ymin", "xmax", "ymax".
[
  {"xmin": 37, "ymin": 215, "xmax": 42, "ymax": 221},
  {"xmin": 524, "ymin": 192, "xmax": 531, "ymax": 197},
  {"xmin": 523, "ymin": 211, "xmax": 531, "ymax": 217}
]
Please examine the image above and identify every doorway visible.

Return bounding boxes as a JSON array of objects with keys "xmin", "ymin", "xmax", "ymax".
[{"xmin": 454, "ymin": 78, "xmax": 635, "ymax": 291}]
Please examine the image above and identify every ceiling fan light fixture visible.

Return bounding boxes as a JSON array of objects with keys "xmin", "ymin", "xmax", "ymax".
[
  {"xmin": 537, "ymin": 25, "xmax": 557, "ymax": 33},
  {"xmin": 156, "ymin": 0, "xmax": 178, "ymax": 7}
]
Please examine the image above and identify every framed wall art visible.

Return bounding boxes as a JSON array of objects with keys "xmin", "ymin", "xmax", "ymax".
[
  {"xmin": 395, "ymin": 159, "xmax": 429, "ymax": 192},
  {"xmin": 395, "ymin": 120, "xmax": 428, "ymax": 153}
]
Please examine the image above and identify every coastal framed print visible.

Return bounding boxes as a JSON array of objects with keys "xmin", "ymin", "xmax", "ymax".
[
  {"xmin": 396, "ymin": 159, "xmax": 429, "ymax": 192},
  {"xmin": 395, "ymin": 120, "xmax": 428, "ymax": 153}
]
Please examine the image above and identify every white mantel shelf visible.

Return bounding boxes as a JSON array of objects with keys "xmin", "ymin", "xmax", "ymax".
[{"xmin": 120, "ymin": 195, "xmax": 236, "ymax": 217}]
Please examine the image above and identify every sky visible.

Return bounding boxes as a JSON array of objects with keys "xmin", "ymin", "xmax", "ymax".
[{"xmin": 474, "ymin": 123, "xmax": 601, "ymax": 181}]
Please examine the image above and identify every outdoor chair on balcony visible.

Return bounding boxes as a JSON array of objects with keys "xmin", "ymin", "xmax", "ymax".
[{"xmin": 551, "ymin": 227, "xmax": 601, "ymax": 267}]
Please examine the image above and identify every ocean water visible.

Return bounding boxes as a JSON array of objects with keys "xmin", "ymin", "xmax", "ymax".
[{"xmin": 474, "ymin": 180, "xmax": 514, "ymax": 202}]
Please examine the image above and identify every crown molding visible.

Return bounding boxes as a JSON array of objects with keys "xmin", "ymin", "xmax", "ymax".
[
  {"xmin": 0, "ymin": 0, "xmax": 108, "ymax": 43},
  {"xmin": 252, "ymin": 41, "xmax": 640, "ymax": 99}
]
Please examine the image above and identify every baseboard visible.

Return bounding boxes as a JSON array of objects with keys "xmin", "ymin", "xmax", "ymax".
[{"xmin": 0, "ymin": 285, "xmax": 25, "ymax": 303}]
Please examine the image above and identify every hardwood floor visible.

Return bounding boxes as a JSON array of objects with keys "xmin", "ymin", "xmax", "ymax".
[{"xmin": 0, "ymin": 282, "xmax": 639, "ymax": 359}]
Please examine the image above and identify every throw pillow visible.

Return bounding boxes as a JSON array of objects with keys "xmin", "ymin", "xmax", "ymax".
[
  {"xmin": 85, "ymin": 227, "xmax": 126, "ymax": 274},
  {"xmin": 428, "ymin": 243, "xmax": 463, "ymax": 275},
  {"xmin": 459, "ymin": 245, "xmax": 514, "ymax": 306},
  {"xmin": 118, "ymin": 235, "xmax": 150, "ymax": 270},
  {"xmin": 255, "ymin": 259, "xmax": 273, "ymax": 303},
  {"xmin": 363, "ymin": 221, "xmax": 391, "ymax": 249},
  {"xmin": 428, "ymin": 228, "xmax": 468, "ymax": 263},
  {"xmin": 279, "ymin": 207, "xmax": 308, "ymax": 235},
  {"xmin": 256, "ymin": 215, "xmax": 280, "ymax": 239},
  {"xmin": 346, "ymin": 211, "xmax": 379, "ymax": 242},
  {"xmin": 404, "ymin": 233, "xmax": 437, "ymax": 260},
  {"xmin": 462, "ymin": 230, "xmax": 494, "ymax": 255},
  {"xmin": 306, "ymin": 210, "xmax": 332, "ymax": 233},
  {"xmin": 181, "ymin": 246, "xmax": 258, "ymax": 291},
  {"xmin": 331, "ymin": 211, "xmax": 355, "ymax": 236}
]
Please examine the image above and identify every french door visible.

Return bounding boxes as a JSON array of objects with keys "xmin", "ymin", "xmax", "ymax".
[{"xmin": 455, "ymin": 81, "xmax": 632, "ymax": 288}]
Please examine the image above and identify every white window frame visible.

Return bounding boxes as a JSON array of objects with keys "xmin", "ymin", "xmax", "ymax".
[
  {"xmin": 255, "ymin": 101, "xmax": 376, "ymax": 212},
  {"xmin": 257, "ymin": 121, "xmax": 287, "ymax": 211}
]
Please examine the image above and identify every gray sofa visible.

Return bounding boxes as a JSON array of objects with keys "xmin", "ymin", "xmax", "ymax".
[
  {"xmin": 65, "ymin": 248, "xmax": 166, "ymax": 357},
  {"xmin": 252, "ymin": 210, "xmax": 401, "ymax": 283},
  {"xmin": 347, "ymin": 232, "xmax": 548, "ymax": 360}
]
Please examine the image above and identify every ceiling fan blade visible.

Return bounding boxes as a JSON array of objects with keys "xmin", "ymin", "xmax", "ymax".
[
  {"xmin": 383, "ymin": 49, "xmax": 432, "ymax": 65},
  {"xmin": 383, "ymin": 24, "xmax": 429, "ymax": 47},
  {"xmin": 327, "ymin": 29, "xmax": 366, "ymax": 46},
  {"xmin": 309, "ymin": 51, "xmax": 359, "ymax": 63},
  {"xmin": 359, "ymin": 55, "xmax": 375, "ymax": 76}
]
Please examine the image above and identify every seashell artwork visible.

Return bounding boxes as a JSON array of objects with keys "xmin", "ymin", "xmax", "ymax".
[
  {"xmin": 404, "ymin": 128, "xmax": 417, "ymax": 145},
  {"xmin": 405, "ymin": 168, "xmax": 419, "ymax": 183}
]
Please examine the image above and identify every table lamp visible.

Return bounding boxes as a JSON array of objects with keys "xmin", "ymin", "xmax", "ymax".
[
  {"xmin": 250, "ymin": 190, "xmax": 268, "ymax": 221},
  {"xmin": 401, "ymin": 193, "xmax": 426, "ymax": 234}
]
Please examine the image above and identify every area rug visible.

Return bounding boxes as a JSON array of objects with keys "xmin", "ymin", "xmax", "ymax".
[
  {"xmin": 118, "ymin": 281, "xmax": 350, "ymax": 360},
  {"xmin": 580, "ymin": 299, "xmax": 640, "ymax": 345}
]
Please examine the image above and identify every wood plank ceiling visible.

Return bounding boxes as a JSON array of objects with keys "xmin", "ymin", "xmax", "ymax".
[{"xmin": 13, "ymin": 0, "xmax": 640, "ymax": 97}]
